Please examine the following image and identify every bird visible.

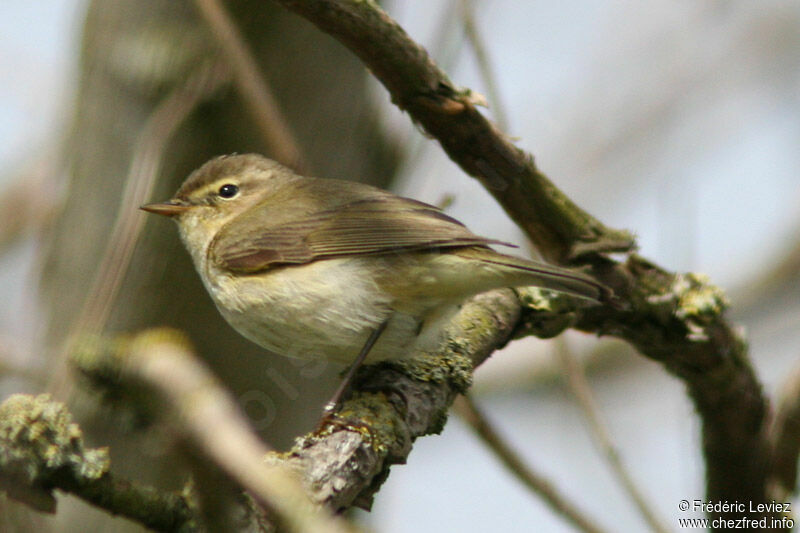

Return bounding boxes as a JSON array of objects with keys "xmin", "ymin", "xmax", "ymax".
[{"xmin": 141, "ymin": 154, "xmax": 608, "ymax": 408}]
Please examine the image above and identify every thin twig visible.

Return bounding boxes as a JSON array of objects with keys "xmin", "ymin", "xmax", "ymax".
[
  {"xmin": 194, "ymin": 0, "xmax": 307, "ymax": 172},
  {"xmin": 0, "ymin": 158, "xmax": 59, "ymax": 256},
  {"xmin": 80, "ymin": 60, "xmax": 229, "ymax": 334},
  {"xmin": 555, "ymin": 340, "xmax": 670, "ymax": 533},
  {"xmin": 458, "ymin": 0, "xmax": 508, "ymax": 131},
  {"xmin": 454, "ymin": 395, "xmax": 609, "ymax": 533},
  {"xmin": 398, "ymin": 0, "xmax": 467, "ymax": 181},
  {"xmin": 49, "ymin": 59, "xmax": 229, "ymax": 396}
]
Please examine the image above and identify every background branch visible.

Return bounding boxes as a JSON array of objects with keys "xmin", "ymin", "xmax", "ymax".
[
  {"xmin": 457, "ymin": 0, "xmax": 508, "ymax": 131},
  {"xmin": 453, "ymin": 394, "xmax": 609, "ymax": 533},
  {"xmin": 556, "ymin": 341, "xmax": 668, "ymax": 533},
  {"xmin": 194, "ymin": 0, "xmax": 307, "ymax": 172},
  {"xmin": 768, "ymin": 365, "xmax": 800, "ymax": 499}
]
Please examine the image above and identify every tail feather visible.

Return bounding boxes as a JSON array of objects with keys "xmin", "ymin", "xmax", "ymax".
[{"xmin": 456, "ymin": 247, "xmax": 609, "ymax": 303}]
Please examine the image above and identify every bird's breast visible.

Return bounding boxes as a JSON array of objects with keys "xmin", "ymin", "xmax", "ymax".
[{"xmin": 202, "ymin": 257, "xmax": 439, "ymax": 363}]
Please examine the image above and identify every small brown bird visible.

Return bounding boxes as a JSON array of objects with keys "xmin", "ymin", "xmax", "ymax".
[{"xmin": 142, "ymin": 154, "xmax": 607, "ymax": 406}]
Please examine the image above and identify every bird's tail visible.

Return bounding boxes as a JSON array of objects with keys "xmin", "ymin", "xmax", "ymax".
[{"xmin": 456, "ymin": 247, "xmax": 610, "ymax": 303}]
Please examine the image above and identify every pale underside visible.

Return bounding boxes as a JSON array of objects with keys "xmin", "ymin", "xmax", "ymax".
[{"xmin": 203, "ymin": 252, "xmax": 505, "ymax": 364}]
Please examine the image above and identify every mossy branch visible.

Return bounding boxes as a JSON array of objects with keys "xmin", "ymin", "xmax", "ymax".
[
  {"xmin": 281, "ymin": 289, "xmax": 523, "ymax": 510},
  {"xmin": 0, "ymin": 394, "xmax": 195, "ymax": 532},
  {"xmin": 271, "ymin": 0, "xmax": 777, "ymax": 522}
]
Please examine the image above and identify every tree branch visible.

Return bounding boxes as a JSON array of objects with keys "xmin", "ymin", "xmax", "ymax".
[
  {"xmin": 57, "ymin": 289, "xmax": 542, "ymax": 527},
  {"xmin": 0, "ymin": 394, "xmax": 194, "ymax": 532},
  {"xmin": 193, "ymin": 0, "xmax": 307, "ymax": 172},
  {"xmin": 270, "ymin": 0, "xmax": 774, "ymax": 522},
  {"xmin": 556, "ymin": 341, "xmax": 669, "ymax": 533},
  {"xmin": 282, "ymin": 289, "xmax": 524, "ymax": 510},
  {"xmin": 274, "ymin": 0, "xmax": 634, "ymax": 265},
  {"xmin": 453, "ymin": 394, "xmax": 609, "ymax": 533}
]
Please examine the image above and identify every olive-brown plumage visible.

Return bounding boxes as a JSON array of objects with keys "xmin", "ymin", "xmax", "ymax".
[{"xmin": 141, "ymin": 154, "xmax": 607, "ymax": 365}]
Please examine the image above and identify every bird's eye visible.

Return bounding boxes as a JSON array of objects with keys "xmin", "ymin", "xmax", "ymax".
[{"xmin": 218, "ymin": 183, "xmax": 239, "ymax": 198}]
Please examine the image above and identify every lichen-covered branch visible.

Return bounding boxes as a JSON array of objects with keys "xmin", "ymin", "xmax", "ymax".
[
  {"xmin": 270, "ymin": 0, "xmax": 775, "ymax": 522},
  {"xmin": 281, "ymin": 289, "xmax": 523, "ymax": 510},
  {"xmin": 0, "ymin": 394, "xmax": 195, "ymax": 532},
  {"xmin": 273, "ymin": 0, "xmax": 633, "ymax": 266},
  {"xmin": 573, "ymin": 262, "xmax": 768, "ymax": 511}
]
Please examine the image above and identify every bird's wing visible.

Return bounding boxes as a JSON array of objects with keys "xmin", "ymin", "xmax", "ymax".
[{"xmin": 210, "ymin": 187, "xmax": 510, "ymax": 273}]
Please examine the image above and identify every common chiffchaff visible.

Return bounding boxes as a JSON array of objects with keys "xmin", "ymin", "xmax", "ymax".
[{"xmin": 141, "ymin": 154, "xmax": 607, "ymax": 376}]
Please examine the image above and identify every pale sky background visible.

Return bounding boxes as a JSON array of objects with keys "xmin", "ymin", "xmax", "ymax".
[{"xmin": 1, "ymin": 2, "xmax": 798, "ymax": 532}]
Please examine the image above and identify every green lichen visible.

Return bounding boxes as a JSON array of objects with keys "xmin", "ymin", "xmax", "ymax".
[
  {"xmin": 391, "ymin": 349, "xmax": 474, "ymax": 393},
  {"xmin": 294, "ymin": 391, "xmax": 401, "ymax": 455},
  {"xmin": 673, "ymin": 273, "xmax": 729, "ymax": 319},
  {"xmin": 516, "ymin": 286, "xmax": 553, "ymax": 312},
  {"xmin": 333, "ymin": 392, "xmax": 401, "ymax": 453},
  {"xmin": 514, "ymin": 287, "xmax": 579, "ymax": 339},
  {"xmin": 645, "ymin": 272, "xmax": 731, "ymax": 342},
  {"xmin": 0, "ymin": 394, "xmax": 110, "ymax": 511}
]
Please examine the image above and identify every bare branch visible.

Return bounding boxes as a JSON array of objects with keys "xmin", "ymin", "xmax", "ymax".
[
  {"xmin": 61, "ymin": 59, "xmax": 229, "ymax": 339},
  {"xmin": 556, "ymin": 341, "xmax": 669, "ymax": 533},
  {"xmin": 453, "ymin": 395, "xmax": 609, "ymax": 533},
  {"xmin": 48, "ymin": 57, "xmax": 230, "ymax": 398},
  {"xmin": 194, "ymin": 0, "xmax": 307, "ymax": 172}
]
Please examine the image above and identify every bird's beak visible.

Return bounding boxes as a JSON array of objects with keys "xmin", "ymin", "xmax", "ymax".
[{"xmin": 140, "ymin": 200, "xmax": 192, "ymax": 217}]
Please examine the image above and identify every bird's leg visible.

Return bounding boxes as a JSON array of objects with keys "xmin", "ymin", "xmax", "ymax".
[{"xmin": 323, "ymin": 320, "xmax": 389, "ymax": 415}]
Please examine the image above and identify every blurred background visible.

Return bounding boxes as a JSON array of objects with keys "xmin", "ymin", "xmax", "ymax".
[{"xmin": 0, "ymin": 1, "xmax": 798, "ymax": 531}]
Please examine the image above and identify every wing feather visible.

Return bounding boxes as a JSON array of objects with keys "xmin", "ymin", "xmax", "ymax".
[{"xmin": 210, "ymin": 182, "xmax": 511, "ymax": 273}]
